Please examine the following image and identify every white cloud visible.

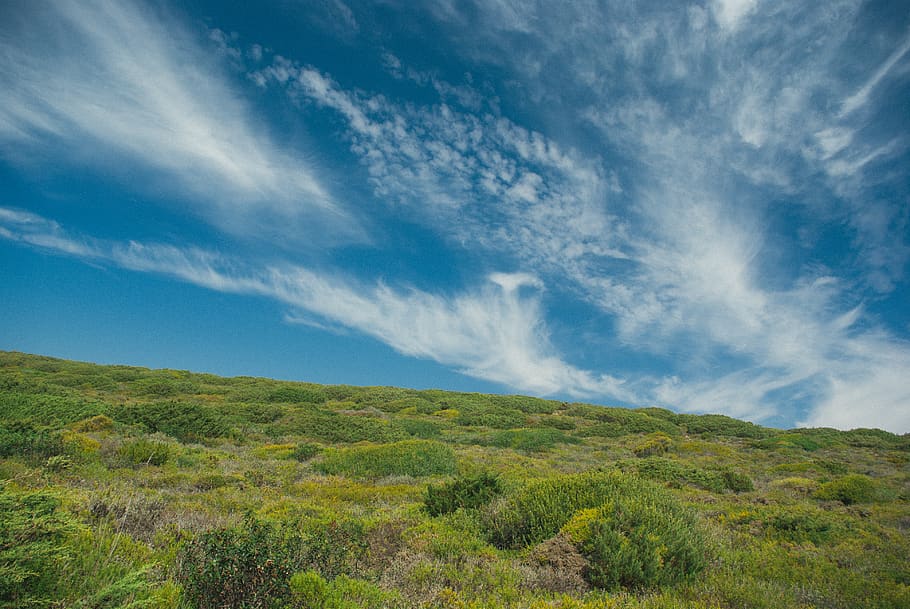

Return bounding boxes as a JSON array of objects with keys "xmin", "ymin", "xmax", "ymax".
[
  {"xmin": 0, "ymin": 0, "xmax": 361, "ymax": 244},
  {"xmin": 712, "ymin": 0, "xmax": 760, "ymax": 32},
  {"xmin": 0, "ymin": 207, "xmax": 629, "ymax": 401},
  {"xmin": 840, "ymin": 29, "xmax": 910, "ymax": 117}
]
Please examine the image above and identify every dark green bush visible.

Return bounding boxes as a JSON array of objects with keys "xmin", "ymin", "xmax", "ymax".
[
  {"xmin": 565, "ymin": 494, "xmax": 706, "ymax": 590},
  {"xmin": 291, "ymin": 442, "xmax": 323, "ymax": 462},
  {"xmin": 573, "ymin": 407, "xmax": 679, "ymax": 437},
  {"xmin": 266, "ymin": 385, "xmax": 327, "ymax": 404},
  {"xmin": 314, "ymin": 440, "xmax": 456, "ymax": 478},
  {"xmin": 424, "ymin": 472, "xmax": 503, "ymax": 516},
  {"xmin": 536, "ymin": 415, "xmax": 577, "ymax": 430},
  {"xmin": 0, "ymin": 421, "xmax": 63, "ymax": 460},
  {"xmin": 112, "ymin": 401, "xmax": 227, "ymax": 443},
  {"xmin": 722, "ymin": 470, "xmax": 754, "ymax": 492},
  {"xmin": 814, "ymin": 474, "xmax": 896, "ymax": 505},
  {"xmin": 177, "ymin": 516, "xmax": 302, "ymax": 609}
]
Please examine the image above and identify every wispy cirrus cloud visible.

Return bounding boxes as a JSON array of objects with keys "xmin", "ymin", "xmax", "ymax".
[
  {"xmin": 267, "ymin": 1, "xmax": 910, "ymax": 431},
  {"xmin": 0, "ymin": 206, "xmax": 630, "ymax": 401},
  {"xmin": 0, "ymin": 0, "xmax": 361, "ymax": 244}
]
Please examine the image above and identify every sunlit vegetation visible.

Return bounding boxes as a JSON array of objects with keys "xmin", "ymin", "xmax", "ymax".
[{"xmin": 1, "ymin": 350, "xmax": 908, "ymax": 608}]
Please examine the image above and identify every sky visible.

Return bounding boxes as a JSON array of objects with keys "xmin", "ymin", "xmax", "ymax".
[{"xmin": 1, "ymin": 0, "xmax": 909, "ymax": 432}]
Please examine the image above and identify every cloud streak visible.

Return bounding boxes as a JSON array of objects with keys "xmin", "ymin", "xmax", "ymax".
[
  {"xmin": 0, "ymin": 0, "xmax": 361, "ymax": 244},
  {"xmin": 0, "ymin": 207, "xmax": 629, "ymax": 401}
]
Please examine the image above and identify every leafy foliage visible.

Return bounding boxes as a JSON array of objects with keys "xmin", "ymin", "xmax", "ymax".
[
  {"xmin": 314, "ymin": 440, "xmax": 456, "ymax": 478},
  {"xmin": 424, "ymin": 472, "xmax": 503, "ymax": 516},
  {"xmin": 565, "ymin": 493, "xmax": 706, "ymax": 590},
  {"xmin": 813, "ymin": 474, "xmax": 896, "ymax": 504},
  {"xmin": 112, "ymin": 401, "xmax": 228, "ymax": 442}
]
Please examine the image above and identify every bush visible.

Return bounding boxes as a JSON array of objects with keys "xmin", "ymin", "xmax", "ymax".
[
  {"xmin": 0, "ymin": 489, "xmax": 77, "ymax": 607},
  {"xmin": 632, "ymin": 433, "xmax": 673, "ymax": 457},
  {"xmin": 266, "ymin": 385, "xmax": 328, "ymax": 404},
  {"xmin": 118, "ymin": 439, "xmax": 170, "ymax": 466},
  {"xmin": 484, "ymin": 470, "xmax": 658, "ymax": 549},
  {"xmin": 425, "ymin": 472, "xmax": 503, "ymax": 516},
  {"xmin": 398, "ymin": 419, "xmax": 443, "ymax": 438},
  {"xmin": 0, "ymin": 421, "xmax": 63, "ymax": 460},
  {"xmin": 289, "ymin": 571, "xmax": 329, "ymax": 609},
  {"xmin": 112, "ymin": 401, "xmax": 227, "ymax": 443},
  {"xmin": 721, "ymin": 470, "xmax": 754, "ymax": 492},
  {"xmin": 632, "ymin": 457, "xmax": 726, "ymax": 492},
  {"xmin": 489, "ymin": 428, "xmax": 578, "ymax": 452},
  {"xmin": 563, "ymin": 493, "xmax": 706, "ymax": 590},
  {"xmin": 456, "ymin": 407, "xmax": 526, "ymax": 429},
  {"xmin": 291, "ymin": 442, "xmax": 323, "ymax": 462},
  {"xmin": 178, "ymin": 516, "xmax": 302, "ymax": 609},
  {"xmin": 278, "ymin": 410, "xmax": 406, "ymax": 444},
  {"xmin": 814, "ymin": 474, "xmax": 896, "ymax": 505},
  {"xmin": 314, "ymin": 440, "xmax": 456, "ymax": 478},
  {"xmin": 289, "ymin": 571, "xmax": 398, "ymax": 609}
]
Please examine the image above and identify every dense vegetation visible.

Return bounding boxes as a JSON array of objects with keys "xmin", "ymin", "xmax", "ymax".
[{"xmin": 1, "ymin": 350, "xmax": 908, "ymax": 608}]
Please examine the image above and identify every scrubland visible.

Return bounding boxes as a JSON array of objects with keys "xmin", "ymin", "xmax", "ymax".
[{"xmin": 1, "ymin": 351, "xmax": 908, "ymax": 608}]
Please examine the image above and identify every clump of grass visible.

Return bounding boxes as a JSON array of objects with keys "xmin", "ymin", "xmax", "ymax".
[
  {"xmin": 314, "ymin": 440, "xmax": 456, "ymax": 478},
  {"xmin": 118, "ymin": 438, "xmax": 170, "ymax": 466}
]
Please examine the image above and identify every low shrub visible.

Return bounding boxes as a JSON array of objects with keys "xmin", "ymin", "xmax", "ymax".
[
  {"xmin": 398, "ymin": 419, "xmax": 443, "ymax": 438},
  {"xmin": 489, "ymin": 428, "xmax": 578, "ymax": 452},
  {"xmin": 0, "ymin": 489, "xmax": 77, "ymax": 607},
  {"xmin": 179, "ymin": 518, "xmax": 300, "ymax": 609},
  {"xmin": 71, "ymin": 414, "xmax": 115, "ymax": 433},
  {"xmin": 314, "ymin": 440, "xmax": 456, "ymax": 478},
  {"xmin": 0, "ymin": 421, "xmax": 63, "ymax": 460},
  {"xmin": 721, "ymin": 470, "xmax": 754, "ymax": 493},
  {"xmin": 266, "ymin": 385, "xmax": 328, "ymax": 405},
  {"xmin": 289, "ymin": 571, "xmax": 399, "ymax": 609},
  {"xmin": 424, "ymin": 472, "xmax": 503, "ymax": 516},
  {"xmin": 291, "ymin": 442, "xmax": 323, "ymax": 462},
  {"xmin": 278, "ymin": 410, "xmax": 407, "ymax": 444},
  {"xmin": 484, "ymin": 470, "xmax": 657, "ymax": 549},
  {"xmin": 113, "ymin": 401, "xmax": 228, "ymax": 443},
  {"xmin": 814, "ymin": 474, "xmax": 896, "ymax": 505},
  {"xmin": 563, "ymin": 493, "xmax": 706, "ymax": 590},
  {"xmin": 456, "ymin": 407, "xmax": 526, "ymax": 429},
  {"xmin": 118, "ymin": 438, "xmax": 170, "ymax": 466},
  {"xmin": 632, "ymin": 433, "xmax": 673, "ymax": 457},
  {"xmin": 632, "ymin": 457, "xmax": 726, "ymax": 493}
]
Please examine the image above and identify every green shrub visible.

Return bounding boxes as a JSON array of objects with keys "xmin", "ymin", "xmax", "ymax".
[
  {"xmin": 564, "ymin": 494, "xmax": 706, "ymax": 590},
  {"xmin": 814, "ymin": 474, "xmax": 896, "ymax": 505},
  {"xmin": 721, "ymin": 470, "xmax": 754, "ymax": 493},
  {"xmin": 289, "ymin": 571, "xmax": 329, "ymax": 609},
  {"xmin": 573, "ymin": 407, "xmax": 680, "ymax": 437},
  {"xmin": 0, "ymin": 421, "xmax": 63, "ymax": 460},
  {"xmin": 676, "ymin": 414, "xmax": 772, "ymax": 439},
  {"xmin": 632, "ymin": 433, "xmax": 673, "ymax": 457},
  {"xmin": 266, "ymin": 385, "xmax": 328, "ymax": 404},
  {"xmin": 278, "ymin": 410, "xmax": 406, "ymax": 444},
  {"xmin": 71, "ymin": 414, "xmax": 115, "ymax": 433},
  {"xmin": 314, "ymin": 440, "xmax": 456, "ymax": 478},
  {"xmin": 761, "ymin": 506, "xmax": 838, "ymax": 544},
  {"xmin": 0, "ymin": 489, "xmax": 77, "ymax": 607},
  {"xmin": 484, "ymin": 470, "xmax": 658, "ymax": 549},
  {"xmin": 113, "ymin": 401, "xmax": 227, "ymax": 442},
  {"xmin": 425, "ymin": 472, "xmax": 503, "ymax": 516},
  {"xmin": 489, "ymin": 428, "xmax": 578, "ymax": 452},
  {"xmin": 456, "ymin": 407, "xmax": 526, "ymax": 429},
  {"xmin": 398, "ymin": 418, "xmax": 443, "ymax": 438},
  {"xmin": 178, "ymin": 516, "xmax": 302, "ymax": 609},
  {"xmin": 291, "ymin": 442, "xmax": 323, "ymax": 462},
  {"xmin": 536, "ymin": 415, "xmax": 577, "ymax": 430},
  {"xmin": 632, "ymin": 457, "xmax": 725, "ymax": 493},
  {"xmin": 118, "ymin": 439, "xmax": 170, "ymax": 466}
]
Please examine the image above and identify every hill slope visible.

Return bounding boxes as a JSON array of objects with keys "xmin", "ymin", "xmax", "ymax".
[{"xmin": 1, "ymin": 351, "xmax": 908, "ymax": 608}]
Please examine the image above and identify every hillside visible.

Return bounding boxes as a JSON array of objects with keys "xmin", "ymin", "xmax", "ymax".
[{"xmin": 1, "ymin": 350, "xmax": 908, "ymax": 608}]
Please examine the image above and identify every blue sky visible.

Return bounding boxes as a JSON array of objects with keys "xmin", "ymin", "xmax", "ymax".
[{"xmin": 1, "ymin": 0, "xmax": 909, "ymax": 432}]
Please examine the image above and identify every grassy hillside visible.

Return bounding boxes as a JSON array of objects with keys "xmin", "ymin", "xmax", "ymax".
[{"xmin": 1, "ymin": 350, "xmax": 908, "ymax": 608}]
